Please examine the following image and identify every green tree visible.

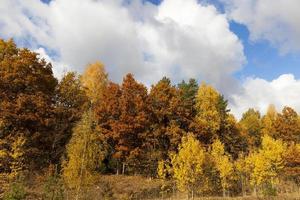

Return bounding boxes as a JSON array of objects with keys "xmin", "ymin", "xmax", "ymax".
[{"xmin": 178, "ymin": 78, "xmax": 198, "ymax": 129}]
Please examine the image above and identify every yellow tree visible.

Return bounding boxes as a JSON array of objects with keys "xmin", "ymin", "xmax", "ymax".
[
  {"xmin": 245, "ymin": 135, "xmax": 286, "ymax": 195},
  {"xmin": 8, "ymin": 135, "xmax": 26, "ymax": 181},
  {"xmin": 170, "ymin": 134, "xmax": 205, "ymax": 198},
  {"xmin": 62, "ymin": 111, "xmax": 106, "ymax": 199},
  {"xmin": 194, "ymin": 83, "xmax": 222, "ymax": 144},
  {"xmin": 211, "ymin": 139, "xmax": 234, "ymax": 197},
  {"xmin": 239, "ymin": 108, "xmax": 262, "ymax": 148},
  {"xmin": 261, "ymin": 104, "xmax": 277, "ymax": 136},
  {"xmin": 80, "ymin": 62, "xmax": 108, "ymax": 105}
]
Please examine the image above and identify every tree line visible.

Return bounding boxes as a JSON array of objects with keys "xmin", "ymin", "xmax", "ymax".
[{"xmin": 0, "ymin": 38, "xmax": 299, "ymax": 198}]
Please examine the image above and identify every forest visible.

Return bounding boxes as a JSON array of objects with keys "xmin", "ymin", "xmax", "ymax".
[{"xmin": 0, "ymin": 38, "xmax": 299, "ymax": 199}]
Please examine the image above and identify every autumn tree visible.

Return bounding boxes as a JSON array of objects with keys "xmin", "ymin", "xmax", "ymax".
[
  {"xmin": 53, "ymin": 72, "xmax": 88, "ymax": 164},
  {"xmin": 110, "ymin": 74, "xmax": 150, "ymax": 174},
  {"xmin": 193, "ymin": 83, "xmax": 231, "ymax": 146},
  {"xmin": 81, "ymin": 61, "xmax": 108, "ymax": 106},
  {"xmin": 63, "ymin": 111, "xmax": 106, "ymax": 199},
  {"xmin": 0, "ymin": 38, "xmax": 57, "ymax": 172},
  {"xmin": 95, "ymin": 82, "xmax": 122, "ymax": 173},
  {"xmin": 170, "ymin": 134, "xmax": 205, "ymax": 198},
  {"xmin": 211, "ymin": 139, "xmax": 234, "ymax": 197},
  {"xmin": 245, "ymin": 135, "xmax": 286, "ymax": 195},
  {"xmin": 261, "ymin": 104, "xmax": 277, "ymax": 136},
  {"xmin": 193, "ymin": 82, "xmax": 221, "ymax": 143},
  {"xmin": 274, "ymin": 106, "xmax": 300, "ymax": 143},
  {"xmin": 283, "ymin": 143, "xmax": 300, "ymax": 185},
  {"xmin": 239, "ymin": 109, "xmax": 262, "ymax": 149},
  {"xmin": 146, "ymin": 77, "xmax": 189, "ymax": 175}
]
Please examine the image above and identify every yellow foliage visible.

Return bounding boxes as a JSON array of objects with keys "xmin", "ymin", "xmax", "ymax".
[
  {"xmin": 245, "ymin": 135, "xmax": 286, "ymax": 187},
  {"xmin": 171, "ymin": 134, "xmax": 205, "ymax": 192},
  {"xmin": 81, "ymin": 62, "xmax": 108, "ymax": 105},
  {"xmin": 195, "ymin": 82, "xmax": 221, "ymax": 137},
  {"xmin": 211, "ymin": 139, "xmax": 234, "ymax": 191},
  {"xmin": 9, "ymin": 135, "xmax": 26, "ymax": 181},
  {"xmin": 63, "ymin": 111, "xmax": 106, "ymax": 191}
]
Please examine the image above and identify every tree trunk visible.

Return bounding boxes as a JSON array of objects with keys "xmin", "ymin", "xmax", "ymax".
[
  {"xmin": 253, "ymin": 186, "xmax": 257, "ymax": 197},
  {"xmin": 116, "ymin": 162, "xmax": 119, "ymax": 175},
  {"xmin": 122, "ymin": 162, "xmax": 125, "ymax": 175},
  {"xmin": 76, "ymin": 125, "xmax": 89, "ymax": 200}
]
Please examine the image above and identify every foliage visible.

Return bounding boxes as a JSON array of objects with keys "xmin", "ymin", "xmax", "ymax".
[
  {"xmin": 170, "ymin": 134, "xmax": 205, "ymax": 194},
  {"xmin": 245, "ymin": 135, "xmax": 286, "ymax": 195},
  {"xmin": 0, "ymin": 38, "xmax": 57, "ymax": 170},
  {"xmin": 3, "ymin": 181, "xmax": 27, "ymax": 200},
  {"xmin": 80, "ymin": 61, "xmax": 108, "ymax": 105},
  {"xmin": 43, "ymin": 166, "xmax": 64, "ymax": 200},
  {"xmin": 194, "ymin": 82, "xmax": 222, "ymax": 143},
  {"xmin": 2, "ymin": 38, "xmax": 300, "ymax": 198},
  {"xmin": 211, "ymin": 139, "xmax": 234, "ymax": 196},
  {"xmin": 239, "ymin": 108, "xmax": 262, "ymax": 148},
  {"xmin": 274, "ymin": 106, "xmax": 300, "ymax": 143},
  {"xmin": 62, "ymin": 111, "xmax": 106, "ymax": 192}
]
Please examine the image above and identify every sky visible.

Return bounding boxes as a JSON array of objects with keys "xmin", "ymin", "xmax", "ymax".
[{"xmin": 1, "ymin": 0, "xmax": 300, "ymax": 118}]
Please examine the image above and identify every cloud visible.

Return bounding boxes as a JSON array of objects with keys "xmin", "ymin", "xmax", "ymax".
[
  {"xmin": 35, "ymin": 47, "xmax": 69, "ymax": 78},
  {"xmin": 221, "ymin": 0, "xmax": 300, "ymax": 54},
  {"xmin": 229, "ymin": 74, "xmax": 300, "ymax": 119},
  {"xmin": 0, "ymin": 0, "xmax": 245, "ymax": 91}
]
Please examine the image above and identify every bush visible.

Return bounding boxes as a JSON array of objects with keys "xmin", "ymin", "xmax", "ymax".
[
  {"xmin": 43, "ymin": 174, "xmax": 64, "ymax": 200},
  {"xmin": 3, "ymin": 182, "xmax": 27, "ymax": 200}
]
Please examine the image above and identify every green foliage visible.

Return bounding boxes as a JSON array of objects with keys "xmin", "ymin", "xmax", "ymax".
[
  {"xmin": 43, "ymin": 172, "xmax": 64, "ymax": 200},
  {"xmin": 3, "ymin": 181, "xmax": 27, "ymax": 200}
]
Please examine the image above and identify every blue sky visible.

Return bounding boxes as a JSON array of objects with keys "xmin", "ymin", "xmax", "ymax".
[
  {"xmin": 145, "ymin": 0, "xmax": 300, "ymax": 81},
  {"xmin": 1, "ymin": 0, "xmax": 300, "ymax": 117},
  {"xmin": 10, "ymin": 0, "xmax": 300, "ymax": 82}
]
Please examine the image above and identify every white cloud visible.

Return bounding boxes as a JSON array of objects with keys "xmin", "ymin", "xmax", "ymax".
[
  {"xmin": 0, "ymin": 0, "xmax": 245, "ymax": 91},
  {"xmin": 230, "ymin": 74, "xmax": 300, "ymax": 119},
  {"xmin": 35, "ymin": 47, "xmax": 69, "ymax": 79},
  {"xmin": 222, "ymin": 0, "xmax": 300, "ymax": 54}
]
